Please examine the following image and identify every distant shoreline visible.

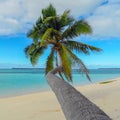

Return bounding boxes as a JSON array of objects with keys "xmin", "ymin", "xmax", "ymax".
[
  {"xmin": 98, "ymin": 68, "xmax": 120, "ymax": 69},
  {"xmin": 0, "ymin": 67, "xmax": 120, "ymax": 70}
]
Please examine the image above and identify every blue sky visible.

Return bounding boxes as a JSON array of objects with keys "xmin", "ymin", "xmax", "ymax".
[{"xmin": 0, "ymin": 0, "xmax": 120, "ymax": 68}]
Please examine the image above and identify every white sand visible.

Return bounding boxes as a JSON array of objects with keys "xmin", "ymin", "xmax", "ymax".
[{"xmin": 0, "ymin": 78, "xmax": 120, "ymax": 120}]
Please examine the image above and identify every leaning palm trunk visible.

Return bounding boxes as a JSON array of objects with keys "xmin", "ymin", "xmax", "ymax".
[{"xmin": 46, "ymin": 67, "xmax": 111, "ymax": 120}]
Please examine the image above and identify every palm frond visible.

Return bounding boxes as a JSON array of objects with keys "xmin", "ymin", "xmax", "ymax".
[
  {"xmin": 45, "ymin": 49, "xmax": 55, "ymax": 74},
  {"xmin": 43, "ymin": 16, "xmax": 61, "ymax": 30},
  {"xmin": 35, "ymin": 17, "xmax": 48, "ymax": 37},
  {"xmin": 44, "ymin": 16, "xmax": 58, "ymax": 23},
  {"xmin": 24, "ymin": 43, "xmax": 36, "ymax": 57},
  {"xmin": 42, "ymin": 4, "xmax": 56, "ymax": 20},
  {"xmin": 62, "ymin": 20, "xmax": 92, "ymax": 39},
  {"xmin": 60, "ymin": 10, "xmax": 74, "ymax": 28},
  {"xmin": 27, "ymin": 26, "xmax": 40, "ymax": 43},
  {"xmin": 43, "ymin": 10, "xmax": 74, "ymax": 31},
  {"xmin": 58, "ymin": 44, "xmax": 72, "ymax": 81},
  {"xmin": 30, "ymin": 47, "xmax": 46, "ymax": 66},
  {"xmin": 65, "ymin": 46, "xmax": 91, "ymax": 81},
  {"xmin": 40, "ymin": 28, "xmax": 60, "ymax": 46},
  {"xmin": 36, "ymin": 17, "xmax": 43, "ymax": 27},
  {"xmin": 63, "ymin": 40, "xmax": 102, "ymax": 54}
]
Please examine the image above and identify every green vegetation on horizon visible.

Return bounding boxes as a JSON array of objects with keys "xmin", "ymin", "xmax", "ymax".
[{"xmin": 25, "ymin": 4, "xmax": 101, "ymax": 82}]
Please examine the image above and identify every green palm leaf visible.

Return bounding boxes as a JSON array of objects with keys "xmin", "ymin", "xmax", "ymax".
[
  {"xmin": 62, "ymin": 20, "xmax": 92, "ymax": 39},
  {"xmin": 27, "ymin": 26, "xmax": 40, "ymax": 43},
  {"xmin": 42, "ymin": 4, "xmax": 56, "ymax": 20},
  {"xmin": 58, "ymin": 44, "xmax": 72, "ymax": 81},
  {"xmin": 40, "ymin": 28, "xmax": 60, "ymax": 46},
  {"xmin": 63, "ymin": 40, "xmax": 102, "ymax": 54},
  {"xmin": 44, "ymin": 16, "xmax": 58, "ymax": 23},
  {"xmin": 43, "ymin": 16, "xmax": 59, "ymax": 30},
  {"xmin": 45, "ymin": 49, "xmax": 55, "ymax": 74},
  {"xmin": 43, "ymin": 10, "xmax": 74, "ymax": 31},
  {"xmin": 60, "ymin": 10, "xmax": 74, "ymax": 28},
  {"xmin": 30, "ymin": 47, "xmax": 46, "ymax": 66},
  {"xmin": 24, "ymin": 43, "xmax": 36, "ymax": 57},
  {"xmin": 65, "ymin": 47, "xmax": 91, "ymax": 81}
]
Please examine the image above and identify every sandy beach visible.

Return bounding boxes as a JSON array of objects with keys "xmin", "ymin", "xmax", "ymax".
[{"xmin": 0, "ymin": 78, "xmax": 120, "ymax": 120}]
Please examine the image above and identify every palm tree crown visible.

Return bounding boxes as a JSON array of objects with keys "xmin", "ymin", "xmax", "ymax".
[{"xmin": 25, "ymin": 4, "xmax": 101, "ymax": 81}]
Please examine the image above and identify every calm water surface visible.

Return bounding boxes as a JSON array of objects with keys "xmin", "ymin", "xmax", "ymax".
[{"xmin": 0, "ymin": 68, "xmax": 120, "ymax": 97}]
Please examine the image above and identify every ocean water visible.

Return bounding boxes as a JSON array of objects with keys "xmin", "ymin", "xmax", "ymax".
[{"xmin": 0, "ymin": 68, "xmax": 120, "ymax": 97}]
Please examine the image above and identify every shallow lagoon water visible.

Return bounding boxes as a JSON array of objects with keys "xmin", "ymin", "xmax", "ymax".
[{"xmin": 0, "ymin": 69, "xmax": 120, "ymax": 97}]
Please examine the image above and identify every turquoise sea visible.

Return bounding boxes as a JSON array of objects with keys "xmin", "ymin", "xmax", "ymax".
[{"xmin": 0, "ymin": 68, "xmax": 120, "ymax": 98}]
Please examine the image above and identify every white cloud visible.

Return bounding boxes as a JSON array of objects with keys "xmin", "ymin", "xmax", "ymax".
[
  {"xmin": 87, "ymin": 1, "xmax": 120, "ymax": 37},
  {"xmin": 0, "ymin": 0, "xmax": 104, "ymax": 35},
  {"xmin": 0, "ymin": 16, "xmax": 22, "ymax": 35},
  {"xmin": 0, "ymin": 0, "xmax": 24, "ymax": 19},
  {"xmin": 21, "ymin": 0, "xmax": 103, "ymax": 19},
  {"xmin": 0, "ymin": 0, "xmax": 120, "ymax": 38}
]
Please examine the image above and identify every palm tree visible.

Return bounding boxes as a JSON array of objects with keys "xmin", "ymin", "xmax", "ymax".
[
  {"xmin": 25, "ymin": 4, "xmax": 101, "ymax": 81},
  {"xmin": 25, "ymin": 4, "xmax": 111, "ymax": 120}
]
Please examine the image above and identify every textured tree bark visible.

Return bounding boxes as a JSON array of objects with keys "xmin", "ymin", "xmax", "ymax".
[{"xmin": 46, "ymin": 67, "xmax": 112, "ymax": 120}]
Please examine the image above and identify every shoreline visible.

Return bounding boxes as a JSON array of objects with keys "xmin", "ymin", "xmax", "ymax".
[
  {"xmin": 0, "ymin": 88, "xmax": 51, "ymax": 99},
  {"xmin": 0, "ymin": 78, "xmax": 120, "ymax": 120},
  {"xmin": 0, "ymin": 77, "xmax": 120, "ymax": 99}
]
